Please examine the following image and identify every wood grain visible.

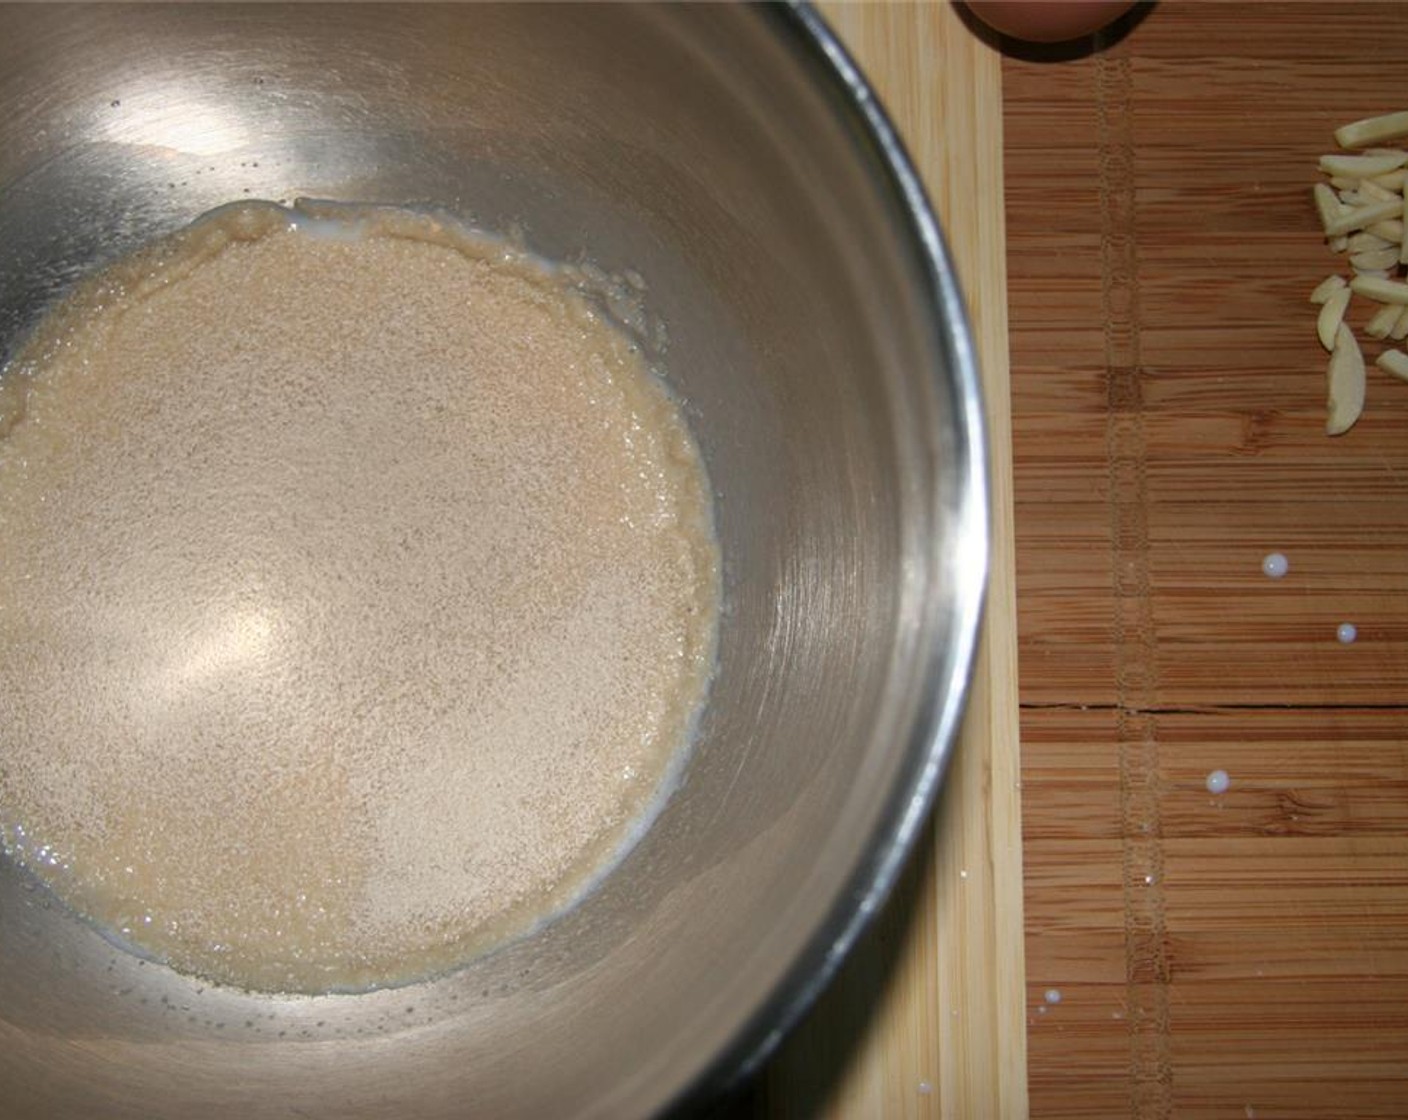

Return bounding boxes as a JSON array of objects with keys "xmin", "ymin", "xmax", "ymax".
[
  {"xmin": 1008, "ymin": 3, "xmax": 1408, "ymax": 1116},
  {"xmin": 756, "ymin": 3, "xmax": 1027, "ymax": 1117}
]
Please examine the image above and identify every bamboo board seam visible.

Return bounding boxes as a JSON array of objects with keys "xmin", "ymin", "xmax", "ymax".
[{"xmin": 1095, "ymin": 40, "xmax": 1174, "ymax": 1118}]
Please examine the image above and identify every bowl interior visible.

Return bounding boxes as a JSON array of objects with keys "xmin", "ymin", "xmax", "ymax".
[{"xmin": 0, "ymin": 6, "xmax": 983, "ymax": 1118}]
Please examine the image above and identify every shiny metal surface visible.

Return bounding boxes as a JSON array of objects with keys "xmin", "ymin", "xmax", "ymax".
[{"xmin": 0, "ymin": 4, "xmax": 986, "ymax": 1118}]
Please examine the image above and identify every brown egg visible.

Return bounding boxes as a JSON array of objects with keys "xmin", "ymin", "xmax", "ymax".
[{"xmin": 966, "ymin": 1, "xmax": 1137, "ymax": 43}]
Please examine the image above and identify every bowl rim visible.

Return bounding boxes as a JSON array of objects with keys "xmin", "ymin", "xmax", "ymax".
[{"xmin": 665, "ymin": 2, "xmax": 991, "ymax": 1114}]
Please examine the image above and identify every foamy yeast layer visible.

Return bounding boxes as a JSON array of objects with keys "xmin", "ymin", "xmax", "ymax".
[{"xmin": 0, "ymin": 202, "xmax": 718, "ymax": 993}]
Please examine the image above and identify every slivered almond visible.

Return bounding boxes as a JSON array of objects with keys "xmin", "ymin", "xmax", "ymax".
[
  {"xmin": 1365, "ymin": 303, "xmax": 1400, "ymax": 339},
  {"xmin": 1367, "ymin": 219, "xmax": 1404, "ymax": 242},
  {"xmin": 1376, "ymin": 348, "xmax": 1408, "ymax": 380},
  {"xmin": 1348, "ymin": 231, "xmax": 1393, "ymax": 252},
  {"xmin": 1351, "ymin": 246, "xmax": 1401, "ymax": 271},
  {"xmin": 1317, "ymin": 286, "xmax": 1351, "ymax": 350},
  {"xmin": 1310, "ymin": 274, "xmax": 1347, "ymax": 304},
  {"xmin": 1391, "ymin": 307, "xmax": 1408, "ymax": 341},
  {"xmin": 1373, "ymin": 169, "xmax": 1408, "ymax": 191},
  {"xmin": 1401, "ymin": 186, "xmax": 1408, "ymax": 266},
  {"xmin": 1359, "ymin": 178, "xmax": 1398, "ymax": 203},
  {"xmin": 1336, "ymin": 111, "xmax": 1408, "ymax": 150},
  {"xmin": 1314, "ymin": 182, "xmax": 1347, "ymax": 232},
  {"xmin": 1321, "ymin": 150, "xmax": 1408, "ymax": 177},
  {"xmin": 1326, "ymin": 324, "xmax": 1366, "ymax": 435},
  {"xmin": 1350, "ymin": 275, "xmax": 1408, "ymax": 303},
  {"xmin": 1326, "ymin": 197, "xmax": 1403, "ymax": 236}
]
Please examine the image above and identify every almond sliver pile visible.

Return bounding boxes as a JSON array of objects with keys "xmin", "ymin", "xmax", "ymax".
[{"xmin": 1311, "ymin": 111, "xmax": 1408, "ymax": 434}]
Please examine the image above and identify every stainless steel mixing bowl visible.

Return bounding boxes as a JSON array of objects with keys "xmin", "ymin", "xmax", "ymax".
[{"xmin": 0, "ymin": 4, "xmax": 986, "ymax": 1117}]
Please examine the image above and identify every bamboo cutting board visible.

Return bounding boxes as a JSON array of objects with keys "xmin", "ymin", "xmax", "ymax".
[
  {"xmin": 758, "ymin": 2, "xmax": 1408, "ymax": 1119},
  {"xmin": 1006, "ymin": 3, "xmax": 1408, "ymax": 1117},
  {"xmin": 755, "ymin": 3, "xmax": 1028, "ymax": 1117}
]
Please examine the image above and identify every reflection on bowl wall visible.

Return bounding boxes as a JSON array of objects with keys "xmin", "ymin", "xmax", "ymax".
[{"xmin": 0, "ymin": 5, "xmax": 986, "ymax": 1118}]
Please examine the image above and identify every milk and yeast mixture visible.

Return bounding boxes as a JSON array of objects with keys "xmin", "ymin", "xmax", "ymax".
[{"xmin": 0, "ymin": 202, "xmax": 719, "ymax": 992}]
